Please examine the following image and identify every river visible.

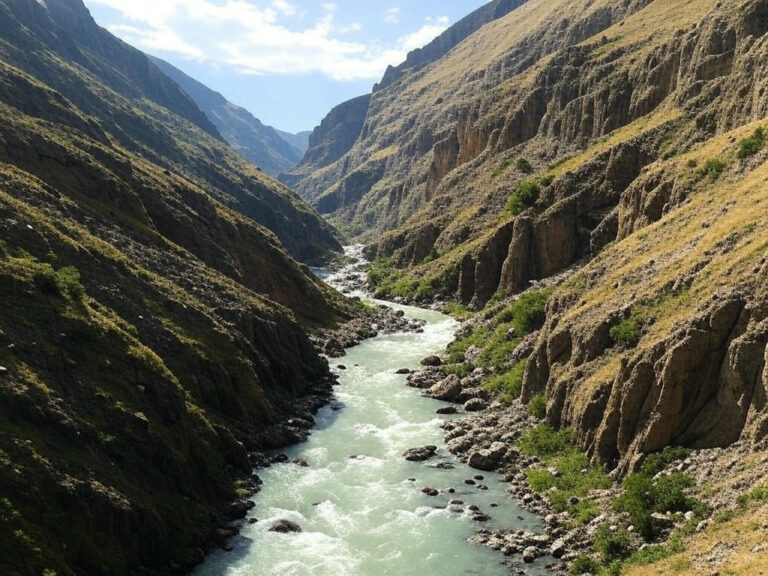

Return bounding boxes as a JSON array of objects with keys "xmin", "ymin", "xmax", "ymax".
[{"xmin": 192, "ymin": 257, "xmax": 548, "ymax": 575}]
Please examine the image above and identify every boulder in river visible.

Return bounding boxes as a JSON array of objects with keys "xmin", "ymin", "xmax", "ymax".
[
  {"xmin": 551, "ymin": 538, "xmax": 567, "ymax": 558},
  {"xmin": 420, "ymin": 355, "xmax": 442, "ymax": 367},
  {"xmin": 522, "ymin": 546, "xmax": 538, "ymax": 563},
  {"xmin": 436, "ymin": 406, "xmax": 457, "ymax": 415},
  {"xmin": 403, "ymin": 445, "xmax": 437, "ymax": 461},
  {"xmin": 427, "ymin": 374, "xmax": 462, "ymax": 401},
  {"xmin": 269, "ymin": 519, "xmax": 303, "ymax": 534},
  {"xmin": 468, "ymin": 442, "xmax": 507, "ymax": 471}
]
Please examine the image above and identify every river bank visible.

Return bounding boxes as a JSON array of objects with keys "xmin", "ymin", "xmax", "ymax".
[{"xmin": 187, "ymin": 247, "xmax": 566, "ymax": 575}]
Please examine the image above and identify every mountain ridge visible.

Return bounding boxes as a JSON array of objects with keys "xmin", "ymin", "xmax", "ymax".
[
  {"xmin": 0, "ymin": 0, "xmax": 353, "ymax": 573},
  {"xmin": 150, "ymin": 57, "xmax": 308, "ymax": 177}
]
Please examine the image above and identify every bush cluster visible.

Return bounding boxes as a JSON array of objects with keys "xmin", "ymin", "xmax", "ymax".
[
  {"xmin": 506, "ymin": 179, "xmax": 540, "ymax": 215},
  {"xmin": 737, "ymin": 126, "xmax": 766, "ymax": 158}
]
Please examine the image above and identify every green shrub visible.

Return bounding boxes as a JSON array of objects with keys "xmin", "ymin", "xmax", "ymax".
[
  {"xmin": 367, "ymin": 257, "xmax": 395, "ymax": 286},
  {"xmin": 653, "ymin": 473, "xmax": 696, "ymax": 513},
  {"xmin": 491, "ymin": 160, "xmax": 512, "ymax": 179},
  {"xmin": 609, "ymin": 319, "xmax": 641, "ymax": 348},
  {"xmin": 32, "ymin": 262, "xmax": 59, "ymax": 296},
  {"xmin": 539, "ymin": 173, "xmax": 555, "ymax": 187},
  {"xmin": 440, "ymin": 362, "xmax": 473, "ymax": 379},
  {"xmin": 614, "ymin": 472, "xmax": 700, "ymax": 539},
  {"xmin": 737, "ymin": 126, "xmax": 766, "ymax": 158},
  {"xmin": 737, "ymin": 484, "xmax": 768, "ymax": 506},
  {"xmin": 498, "ymin": 289, "xmax": 551, "ymax": 336},
  {"xmin": 421, "ymin": 249, "xmax": 439, "ymax": 265},
  {"xmin": 594, "ymin": 524, "xmax": 631, "ymax": 564},
  {"xmin": 570, "ymin": 554, "xmax": 600, "ymax": 575},
  {"xmin": 700, "ymin": 157, "xmax": 726, "ymax": 181},
  {"xmin": 55, "ymin": 266, "xmax": 84, "ymax": 300},
  {"xmin": 527, "ymin": 391, "xmax": 547, "ymax": 418},
  {"xmin": 518, "ymin": 424, "xmax": 573, "ymax": 457},
  {"xmin": 484, "ymin": 360, "xmax": 526, "ymax": 403},
  {"xmin": 640, "ymin": 446, "xmax": 691, "ymax": 477},
  {"xmin": 442, "ymin": 302, "xmax": 472, "ymax": 319},
  {"xmin": 516, "ymin": 157, "xmax": 533, "ymax": 173},
  {"xmin": 614, "ymin": 472, "xmax": 656, "ymax": 538},
  {"xmin": 506, "ymin": 179, "xmax": 540, "ymax": 215}
]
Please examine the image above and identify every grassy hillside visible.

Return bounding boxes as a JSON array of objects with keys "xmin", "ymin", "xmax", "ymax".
[
  {"xmin": 296, "ymin": 1, "xmax": 768, "ymax": 572},
  {"xmin": 0, "ymin": 0, "xmax": 353, "ymax": 574}
]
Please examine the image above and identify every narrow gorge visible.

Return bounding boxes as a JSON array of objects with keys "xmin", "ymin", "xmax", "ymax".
[{"xmin": 1, "ymin": 0, "xmax": 767, "ymax": 575}]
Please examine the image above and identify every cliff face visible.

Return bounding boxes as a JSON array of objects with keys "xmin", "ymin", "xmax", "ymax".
[
  {"xmin": 280, "ymin": 94, "xmax": 371, "ymax": 195},
  {"xmin": 374, "ymin": 0, "xmax": 528, "ymax": 92},
  {"xmin": 151, "ymin": 57, "xmax": 306, "ymax": 177},
  {"xmin": 0, "ymin": 0, "xmax": 350, "ymax": 574},
  {"xmin": 0, "ymin": 0, "xmax": 341, "ymax": 265},
  {"xmin": 300, "ymin": 0, "xmax": 768, "ymax": 473},
  {"xmin": 283, "ymin": 0, "xmax": 526, "ymax": 198}
]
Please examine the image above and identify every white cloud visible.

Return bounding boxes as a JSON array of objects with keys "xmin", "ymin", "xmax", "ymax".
[
  {"xmin": 401, "ymin": 16, "xmax": 450, "ymax": 51},
  {"xmin": 86, "ymin": 0, "xmax": 450, "ymax": 81},
  {"xmin": 384, "ymin": 7, "xmax": 400, "ymax": 24}
]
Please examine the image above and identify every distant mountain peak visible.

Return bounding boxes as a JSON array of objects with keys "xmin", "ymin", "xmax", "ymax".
[{"xmin": 150, "ymin": 56, "xmax": 307, "ymax": 176}]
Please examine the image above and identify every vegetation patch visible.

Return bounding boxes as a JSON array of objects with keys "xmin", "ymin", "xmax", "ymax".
[
  {"xmin": 516, "ymin": 157, "xmax": 533, "ymax": 174},
  {"xmin": 700, "ymin": 157, "xmax": 726, "ymax": 181},
  {"xmin": 518, "ymin": 425, "xmax": 611, "ymax": 523},
  {"xmin": 484, "ymin": 360, "xmax": 526, "ymax": 403},
  {"xmin": 737, "ymin": 126, "xmax": 766, "ymax": 158},
  {"xmin": 609, "ymin": 318, "xmax": 641, "ymax": 348},
  {"xmin": 506, "ymin": 179, "xmax": 540, "ymax": 216},
  {"xmin": 527, "ymin": 391, "xmax": 547, "ymax": 418}
]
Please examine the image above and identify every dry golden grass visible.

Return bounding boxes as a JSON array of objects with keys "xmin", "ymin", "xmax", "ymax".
[{"xmin": 625, "ymin": 504, "xmax": 768, "ymax": 576}]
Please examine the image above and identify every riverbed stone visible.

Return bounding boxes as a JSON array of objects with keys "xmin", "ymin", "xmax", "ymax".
[
  {"xmin": 269, "ymin": 519, "xmax": 302, "ymax": 534},
  {"xmin": 468, "ymin": 442, "xmax": 507, "ymax": 471},
  {"xmin": 403, "ymin": 445, "xmax": 438, "ymax": 461},
  {"xmin": 522, "ymin": 546, "xmax": 538, "ymax": 563},
  {"xmin": 427, "ymin": 374, "xmax": 462, "ymax": 401},
  {"xmin": 551, "ymin": 538, "xmax": 567, "ymax": 558},
  {"xmin": 421, "ymin": 355, "xmax": 443, "ymax": 367},
  {"xmin": 464, "ymin": 398, "xmax": 488, "ymax": 412}
]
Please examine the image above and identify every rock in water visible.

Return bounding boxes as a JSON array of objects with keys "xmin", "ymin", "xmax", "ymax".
[
  {"xmin": 268, "ymin": 519, "xmax": 303, "ymax": 534},
  {"xmin": 420, "ymin": 355, "xmax": 442, "ymax": 367},
  {"xmin": 468, "ymin": 442, "xmax": 508, "ymax": 471},
  {"xmin": 427, "ymin": 374, "xmax": 462, "ymax": 401},
  {"xmin": 522, "ymin": 546, "xmax": 538, "ymax": 563},
  {"xmin": 403, "ymin": 445, "xmax": 438, "ymax": 461},
  {"xmin": 551, "ymin": 538, "xmax": 567, "ymax": 558}
]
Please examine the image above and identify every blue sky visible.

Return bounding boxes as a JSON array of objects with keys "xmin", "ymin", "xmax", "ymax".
[{"xmin": 82, "ymin": 0, "xmax": 489, "ymax": 133}]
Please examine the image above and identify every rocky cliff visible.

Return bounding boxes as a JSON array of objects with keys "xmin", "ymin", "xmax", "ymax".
[
  {"xmin": 300, "ymin": 0, "xmax": 768, "ymax": 475},
  {"xmin": 151, "ymin": 57, "xmax": 306, "ymax": 177},
  {"xmin": 374, "ymin": 0, "xmax": 528, "ymax": 92},
  {"xmin": 0, "ymin": 0, "xmax": 351, "ymax": 574},
  {"xmin": 280, "ymin": 94, "xmax": 371, "ymax": 196},
  {"xmin": 0, "ymin": 0, "xmax": 341, "ymax": 265},
  {"xmin": 282, "ymin": 0, "xmax": 527, "ymax": 199}
]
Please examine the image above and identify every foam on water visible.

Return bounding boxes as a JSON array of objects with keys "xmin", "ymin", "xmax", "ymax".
[{"xmin": 192, "ymin": 300, "xmax": 550, "ymax": 576}]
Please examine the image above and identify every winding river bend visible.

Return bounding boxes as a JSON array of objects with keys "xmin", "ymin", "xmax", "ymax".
[{"xmin": 193, "ymin": 299, "xmax": 546, "ymax": 576}]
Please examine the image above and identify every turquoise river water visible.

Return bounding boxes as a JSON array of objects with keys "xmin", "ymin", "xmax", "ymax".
[{"xmin": 192, "ymin": 302, "xmax": 548, "ymax": 576}]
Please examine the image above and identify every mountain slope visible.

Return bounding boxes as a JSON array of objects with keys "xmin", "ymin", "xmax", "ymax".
[
  {"xmin": 0, "ymin": 0, "xmax": 341, "ymax": 264},
  {"xmin": 275, "ymin": 128, "xmax": 310, "ymax": 155},
  {"xmin": 0, "ymin": 0, "xmax": 352, "ymax": 574},
  {"xmin": 296, "ymin": 0, "xmax": 768, "ymax": 474},
  {"xmin": 281, "ymin": 0, "xmax": 526, "ymax": 196},
  {"xmin": 150, "ymin": 57, "xmax": 306, "ymax": 177}
]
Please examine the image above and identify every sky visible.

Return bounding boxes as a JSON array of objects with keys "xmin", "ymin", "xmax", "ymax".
[{"xmin": 82, "ymin": 0, "xmax": 490, "ymax": 133}]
